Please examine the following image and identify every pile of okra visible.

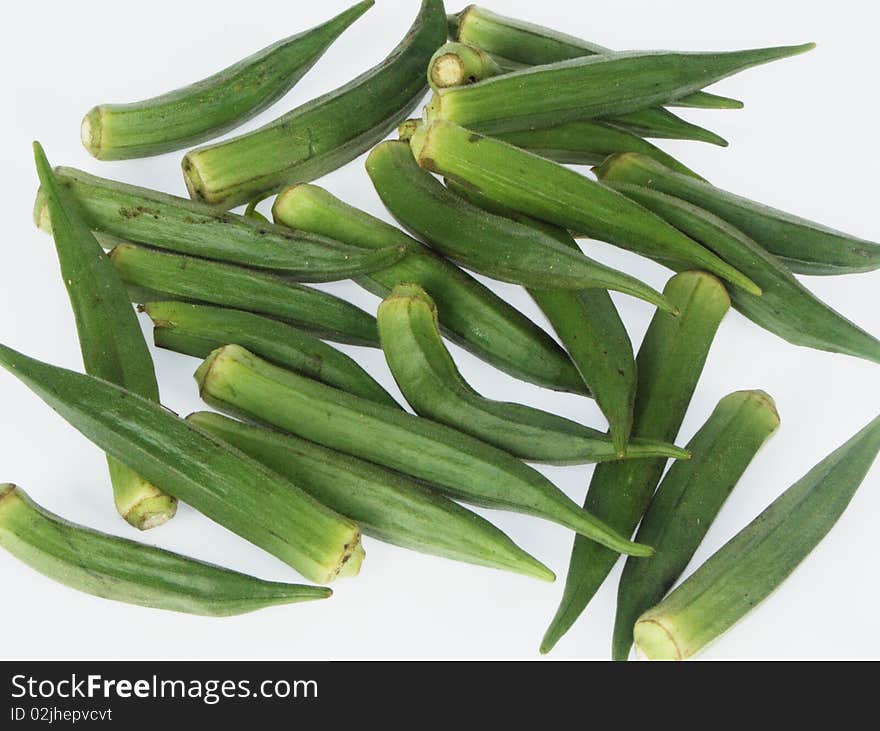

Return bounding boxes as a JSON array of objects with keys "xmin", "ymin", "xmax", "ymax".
[{"xmin": 3, "ymin": 0, "xmax": 879, "ymax": 660}]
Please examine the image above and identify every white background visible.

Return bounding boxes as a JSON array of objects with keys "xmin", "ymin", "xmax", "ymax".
[{"xmin": 2, "ymin": 0, "xmax": 878, "ymax": 660}]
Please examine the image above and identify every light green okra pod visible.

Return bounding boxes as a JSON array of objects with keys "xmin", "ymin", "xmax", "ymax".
[
  {"xmin": 271, "ymin": 183, "xmax": 588, "ymax": 395},
  {"xmin": 377, "ymin": 284, "xmax": 688, "ymax": 465},
  {"xmin": 187, "ymin": 412, "xmax": 554, "ymax": 581},
  {"xmin": 542, "ymin": 272, "xmax": 730, "ymax": 654},
  {"xmin": 109, "ymin": 243, "xmax": 380, "ymax": 347},
  {"xmin": 142, "ymin": 301, "xmax": 398, "ymax": 407},
  {"xmin": 182, "ymin": 0, "xmax": 447, "ymax": 209},
  {"xmin": 81, "ymin": 2, "xmax": 373, "ymax": 160},
  {"xmin": 195, "ymin": 344, "xmax": 653, "ymax": 558},
  {"xmin": 613, "ymin": 390, "xmax": 780, "ymax": 660},
  {"xmin": 33, "ymin": 143, "xmax": 175, "ymax": 531},
  {"xmin": 635, "ymin": 413, "xmax": 880, "ymax": 660},
  {"xmin": 411, "ymin": 121, "xmax": 761, "ymax": 296},
  {"xmin": 595, "ymin": 153, "xmax": 880, "ymax": 276},
  {"xmin": 32, "ymin": 167, "xmax": 403, "ymax": 281},
  {"xmin": 367, "ymin": 140, "xmax": 675, "ymax": 313},
  {"xmin": 0, "ymin": 485, "xmax": 330, "ymax": 615},
  {"xmin": 0, "ymin": 343, "xmax": 362, "ymax": 584},
  {"xmin": 603, "ymin": 180, "xmax": 880, "ymax": 364}
]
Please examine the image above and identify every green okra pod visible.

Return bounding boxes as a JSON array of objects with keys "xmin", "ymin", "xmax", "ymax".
[
  {"xmin": 0, "ymin": 485, "xmax": 330, "ymax": 615},
  {"xmin": 109, "ymin": 244, "xmax": 379, "ymax": 347},
  {"xmin": 595, "ymin": 153, "xmax": 880, "ymax": 276},
  {"xmin": 604, "ymin": 181, "xmax": 880, "ymax": 364},
  {"xmin": 187, "ymin": 412, "xmax": 554, "ymax": 581},
  {"xmin": 33, "ymin": 167, "xmax": 403, "ymax": 281},
  {"xmin": 635, "ymin": 413, "xmax": 880, "ymax": 660},
  {"xmin": 142, "ymin": 301, "xmax": 398, "ymax": 407},
  {"xmin": 195, "ymin": 344, "xmax": 652, "ymax": 557},
  {"xmin": 542, "ymin": 271, "xmax": 730, "ymax": 654},
  {"xmin": 411, "ymin": 121, "xmax": 761, "ymax": 295},
  {"xmin": 449, "ymin": 5, "xmax": 744, "ymax": 110},
  {"xmin": 271, "ymin": 183, "xmax": 588, "ymax": 395},
  {"xmin": 613, "ymin": 390, "xmax": 780, "ymax": 660},
  {"xmin": 0, "ymin": 344, "xmax": 362, "ymax": 583},
  {"xmin": 33, "ymin": 143, "xmax": 175, "ymax": 531},
  {"xmin": 81, "ymin": 2, "xmax": 373, "ymax": 160},
  {"xmin": 182, "ymin": 0, "xmax": 447, "ymax": 209},
  {"xmin": 367, "ymin": 140, "xmax": 675, "ymax": 313},
  {"xmin": 424, "ymin": 43, "xmax": 812, "ymax": 134},
  {"xmin": 377, "ymin": 284, "xmax": 688, "ymax": 464}
]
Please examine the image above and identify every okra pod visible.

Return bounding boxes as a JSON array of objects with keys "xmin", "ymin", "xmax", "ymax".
[
  {"xmin": 377, "ymin": 284, "xmax": 688, "ymax": 464},
  {"xmin": 33, "ymin": 143, "xmax": 175, "ymax": 530},
  {"xmin": 109, "ymin": 244, "xmax": 379, "ymax": 347},
  {"xmin": 367, "ymin": 141, "xmax": 675, "ymax": 312},
  {"xmin": 182, "ymin": 0, "xmax": 447, "ymax": 209},
  {"xmin": 595, "ymin": 153, "xmax": 880, "ymax": 275},
  {"xmin": 605, "ymin": 181, "xmax": 880, "ymax": 364},
  {"xmin": 271, "ymin": 183, "xmax": 588, "ymax": 394},
  {"xmin": 613, "ymin": 390, "xmax": 780, "ymax": 660},
  {"xmin": 195, "ymin": 344, "xmax": 652, "ymax": 557},
  {"xmin": 0, "ymin": 344, "xmax": 362, "ymax": 583},
  {"xmin": 188, "ymin": 412, "xmax": 554, "ymax": 581},
  {"xmin": 412, "ymin": 121, "xmax": 761, "ymax": 295},
  {"xmin": 449, "ymin": 5, "xmax": 744, "ymax": 110},
  {"xmin": 428, "ymin": 41, "xmax": 503, "ymax": 89},
  {"xmin": 142, "ymin": 301, "xmax": 397, "ymax": 407},
  {"xmin": 542, "ymin": 272, "xmax": 730, "ymax": 653},
  {"xmin": 635, "ymin": 413, "xmax": 880, "ymax": 660},
  {"xmin": 33, "ymin": 167, "xmax": 403, "ymax": 281},
  {"xmin": 81, "ymin": 2, "xmax": 373, "ymax": 160},
  {"xmin": 424, "ymin": 43, "xmax": 812, "ymax": 134},
  {"xmin": 0, "ymin": 485, "xmax": 330, "ymax": 615}
]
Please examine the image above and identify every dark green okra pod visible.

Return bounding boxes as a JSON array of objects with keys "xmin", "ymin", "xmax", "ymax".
[
  {"xmin": 542, "ymin": 272, "xmax": 730, "ymax": 654},
  {"xmin": 195, "ymin": 344, "xmax": 652, "ymax": 557},
  {"xmin": 0, "ymin": 485, "xmax": 330, "ymax": 615},
  {"xmin": 81, "ymin": 2, "xmax": 373, "ymax": 160},
  {"xmin": 182, "ymin": 0, "xmax": 447, "ymax": 209},
  {"xmin": 613, "ymin": 390, "xmax": 780, "ymax": 660},
  {"xmin": 142, "ymin": 301, "xmax": 398, "ymax": 407},
  {"xmin": 188, "ymin": 412, "xmax": 554, "ymax": 581},
  {"xmin": 0, "ymin": 344, "xmax": 362, "ymax": 583},
  {"xmin": 595, "ymin": 153, "xmax": 880, "ymax": 276},
  {"xmin": 109, "ymin": 244, "xmax": 380, "ymax": 347},
  {"xmin": 271, "ymin": 183, "xmax": 588, "ymax": 395},
  {"xmin": 377, "ymin": 284, "xmax": 688, "ymax": 464},
  {"xmin": 366, "ymin": 140, "xmax": 675, "ymax": 312},
  {"xmin": 635, "ymin": 413, "xmax": 880, "ymax": 660},
  {"xmin": 33, "ymin": 143, "xmax": 176, "ymax": 530}
]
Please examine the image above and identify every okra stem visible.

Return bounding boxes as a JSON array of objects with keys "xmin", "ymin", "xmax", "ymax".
[{"xmin": 428, "ymin": 41, "xmax": 503, "ymax": 89}]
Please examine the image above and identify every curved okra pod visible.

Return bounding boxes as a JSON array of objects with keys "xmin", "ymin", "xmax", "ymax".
[
  {"xmin": 182, "ymin": 0, "xmax": 447, "ymax": 209},
  {"xmin": 33, "ymin": 143, "xmax": 175, "ymax": 531},
  {"xmin": 613, "ymin": 390, "xmax": 780, "ymax": 660},
  {"xmin": 109, "ymin": 244, "xmax": 379, "ymax": 347},
  {"xmin": 595, "ymin": 153, "xmax": 880, "ymax": 275},
  {"xmin": 142, "ymin": 301, "xmax": 398, "ymax": 407},
  {"xmin": 377, "ymin": 284, "xmax": 688, "ymax": 464},
  {"xmin": 81, "ymin": 2, "xmax": 373, "ymax": 160},
  {"xmin": 424, "ymin": 43, "xmax": 812, "ymax": 134},
  {"xmin": 448, "ymin": 5, "xmax": 744, "ymax": 110},
  {"xmin": 542, "ymin": 272, "xmax": 730, "ymax": 654},
  {"xmin": 367, "ymin": 141, "xmax": 675, "ymax": 312},
  {"xmin": 187, "ymin": 412, "xmax": 554, "ymax": 581},
  {"xmin": 271, "ymin": 184, "xmax": 588, "ymax": 395},
  {"xmin": 635, "ymin": 413, "xmax": 880, "ymax": 661},
  {"xmin": 195, "ymin": 344, "xmax": 653, "ymax": 557},
  {"xmin": 32, "ymin": 167, "xmax": 403, "ymax": 281},
  {"xmin": 605, "ymin": 181, "xmax": 880, "ymax": 364},
  {"xmin": 0, "ymin": 485, "xmax": 331, "ymax": 615},
  {"xmin": 411, "ymin": 121, "xmax": 761, "ymax": 295},
  {"xmin": 0, "ymin": 344, "xmax": 362, "ymax": 584}
]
